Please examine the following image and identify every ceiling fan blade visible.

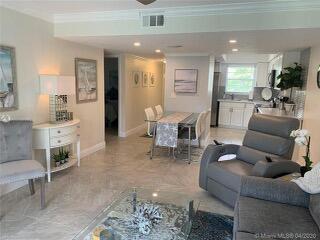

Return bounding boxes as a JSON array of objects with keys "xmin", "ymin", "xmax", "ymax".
[{"xmin": 136, "ymin": 0, "xmax": 156, "ymax": 5}]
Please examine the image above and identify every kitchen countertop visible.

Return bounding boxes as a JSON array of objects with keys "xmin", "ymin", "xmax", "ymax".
[
  {"xmin": 258, "ymin": 107, "xmax": 301, "ymax": 119},
  {"xmin": 218, "ymin": 99, "xmax": 272, "ymax": 106}
]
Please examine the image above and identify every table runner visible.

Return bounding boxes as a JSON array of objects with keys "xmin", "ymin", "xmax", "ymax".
[{"xmin": 156, "ymin": 112, "xmax": 192, "ymax": 148}]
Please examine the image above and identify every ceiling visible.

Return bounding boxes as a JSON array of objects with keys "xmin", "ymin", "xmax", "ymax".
[
  {"xmin": 0, "ymin": 0, "xmax": 278, "ymax": 20},
  {"xmin": 62, "ymin": 28, "xmax": 320, "ymax": 59},
  {"xmin": 1, "ymin": 0, "xmax": 320, "ymax": 59}
]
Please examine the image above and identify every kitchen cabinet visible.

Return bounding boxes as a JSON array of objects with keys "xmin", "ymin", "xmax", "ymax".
[
  {"xmin": 218, "ymin": 101, "xmax": 254, "ymax": 129},
  {"xmin": 218, "ymin": 107, "xmax": 231, "ymax": 126},
  {"xmin": 230, "ymin": 108, "xmax": 245, "ymax": 127},
  {"xmin": 243, "ymin": 105, "xmax": 255, "ymax": 127}
]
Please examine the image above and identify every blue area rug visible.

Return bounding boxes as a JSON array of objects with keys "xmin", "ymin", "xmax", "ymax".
[{"xmin": 189, "ymin": 211, "xmax": 233, "ymax": 240}]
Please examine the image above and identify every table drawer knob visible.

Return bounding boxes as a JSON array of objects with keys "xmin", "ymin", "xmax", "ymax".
[
  {"xmin": 58, "ymin": 140, "xmax": 61, "ymax": 143},
  {"xmin": 57, "ymin": 130, "xmax": 61, "ymax": 134}
]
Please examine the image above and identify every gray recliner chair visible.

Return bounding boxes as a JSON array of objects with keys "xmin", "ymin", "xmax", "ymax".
[
  {"xmin": 199, "ymin": 114, "xmax": 300, "ymax": 207},
  {"xmin": 234, "ymin": 176, "xmax": 320, "ymax": 240}
]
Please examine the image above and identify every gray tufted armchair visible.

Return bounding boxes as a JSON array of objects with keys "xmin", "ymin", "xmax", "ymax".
[{"xmin": 0, "ymin": 120, "xmax": 45, "ymax": 209}]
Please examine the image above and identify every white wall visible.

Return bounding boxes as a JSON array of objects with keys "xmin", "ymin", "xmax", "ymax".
[
  {"xmin": 0, "ymin": 7, "xmax": 105, "ymax": 194},
  {"xmin": 164, "ymin": 55, "xmax": 213, "ymax": 145},
  {"xmin": 119, "ymin": 54, "xmax": 164, "ymax": 137},
  {"xmin": 164, "ymin": 55, "xmax": 212, "ymax": 113},
  {"xmin": 301, "ymin": 45, "xmax": 320, "ymax": 165}
]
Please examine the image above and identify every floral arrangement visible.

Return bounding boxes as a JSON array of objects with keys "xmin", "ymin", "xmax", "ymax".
[
  {"xmin": 290, "ymin": 129, "xmax": 312, "ymax": 176},
  {"xmin": 131, "ymin": 203, "xmax": 163, "ymax": 235}
]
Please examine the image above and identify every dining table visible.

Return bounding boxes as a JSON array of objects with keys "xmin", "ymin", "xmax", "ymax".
[{"xmin": 146, "ymin": 111, "xmax": 199, "ymax": 164}]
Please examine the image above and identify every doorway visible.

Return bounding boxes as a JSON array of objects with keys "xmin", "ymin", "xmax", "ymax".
[{"xmin": 104, "ymin": 57, "xmax": 119, "ymax": 137}]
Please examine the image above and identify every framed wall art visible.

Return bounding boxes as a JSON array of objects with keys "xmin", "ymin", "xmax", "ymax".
[
  {"xmin": 0, "ymin": 45, "xmax": 18, "ymax": 111},
  {"xmin": 174, "ymin": 69, "xmax": 198, "ymax": 93},
  {"xmin": 132, "ymin": 71, "xmax": 141, "ymax": 88},
  {"xmin": 149, "ymin": 73, "xmax": 156, "ymax": 87},
  {"xmin": 142, "ymin": 72, "xmax": 149, "ymax": 87},
  {"xmin": 75, "ymin": 58, "xmax": 97, "ymax": 103}
]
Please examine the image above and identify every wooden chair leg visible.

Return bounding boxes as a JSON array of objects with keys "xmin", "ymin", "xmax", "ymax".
[
  {"xmin": 28, "ymin": 179, "xmax": 35, "ymax": 195},
  {"xmin": 40, "ymin": 177, "xmax": 45, "ymax": 209}
]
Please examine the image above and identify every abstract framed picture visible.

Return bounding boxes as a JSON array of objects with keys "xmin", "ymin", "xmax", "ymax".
[
  {"xmin": 132, "ymin": 71, "xmax": 141, "ymax": 88},
  {"xmin": 142, "ymin": 72, "xmax": 149, "ymax": 87},
  {"xmin": 174, "ymin": 69, "xmax": 198, "ymax": 93},
  {"xmin": 0, "ymin": 45, "xmax": 18, "ymax": 111},
  {"xmin": 149, "ymin": 73, "xmax": 156, "ymax": 87},
  {"xmin": 75, "ymin": 58, "xmax": 97, "ymax": 103}
]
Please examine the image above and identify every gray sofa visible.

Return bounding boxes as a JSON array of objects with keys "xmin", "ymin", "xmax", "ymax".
[
  {"xmin": 0, "ymin": 120, "xmax": 45, "ymax": 209},
  {"xmin": 199, "ymin": 114, "xmax": 300, "ymax": 207},
  {"xmin": 234, "ymin": 176, "xmax": 320, "ymax": 240}
]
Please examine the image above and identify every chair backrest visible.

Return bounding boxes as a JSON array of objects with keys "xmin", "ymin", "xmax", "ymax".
[
  {"xmin": 195, "ymin": 111, "xmax": 207, "ymax": 139},
  {"xmin": 144, "ymin": 107, "xmax": 155, "ymax": 121},
  {"xmin": 155, "ymin": 105, "xmax": 163, "ymax": 118},
  {"xmin": 0, "ymin": 120, "xmax": 33, "ymax": 164},
  {"xmin": 237, "ymin": 114, "xmax": 300, "ymax": 165}
]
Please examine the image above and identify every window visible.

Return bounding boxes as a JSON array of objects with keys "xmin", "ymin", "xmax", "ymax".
[{"xmin": 226, "ymin": 64, "xmax": 256, "ymax": 93}]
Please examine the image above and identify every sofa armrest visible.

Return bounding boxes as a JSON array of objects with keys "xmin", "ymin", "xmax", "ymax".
[
  {"xmin": 199, "ymin": 144, "xmax": 239, "ymax": 189},
  {"xmin": 240, "ymin": 176, "xmax": 310, "ymax": 208},
  {"xmin": 251, "ymin": 159, "xmax": 301, "ymax": 178}
]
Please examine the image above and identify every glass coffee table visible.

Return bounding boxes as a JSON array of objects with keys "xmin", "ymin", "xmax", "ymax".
[{"xmin": 73, "ymin": 188, "xmax": 199, "ymax": 240}]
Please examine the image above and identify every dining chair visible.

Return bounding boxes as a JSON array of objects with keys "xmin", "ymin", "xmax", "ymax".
[
  {"xmin": 179, "ymin": 111, "xmax": 207, "ymax": 148},
  {"xmin": 0, "ymin": 120, "xmax": 46, "ymax": 209},
  {"xmin": 144, "ymin": 107, "xmax": 156, "ymax": 136},
  {"xmin": 155, "ymin": 105, "xmax": 164, "ymax": 119}
]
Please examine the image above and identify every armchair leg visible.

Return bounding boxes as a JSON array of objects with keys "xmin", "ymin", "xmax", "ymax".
[
  {"xmin": 40, "ymin": 177, "xmax": 45, "ymax": 209},
  {"xmin": 28, "ymin": 179, "xmax": 35, "ymax": 195}
]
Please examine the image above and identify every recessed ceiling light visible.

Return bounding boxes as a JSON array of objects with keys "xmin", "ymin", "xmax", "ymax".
[
  {"xmin": 155, "ymin": 49, "xmax": 161, "ymax": 53},
  {"xmin": 229, "ymin": 40, "xmax": 237, "ymax": 43},
  {"xmin": 134, "ymin": 42, "xmax": 141, "ymax": 47},
  {"xmin": 232, "ymin": 48, "xmax": 239, "ymax": 52}
]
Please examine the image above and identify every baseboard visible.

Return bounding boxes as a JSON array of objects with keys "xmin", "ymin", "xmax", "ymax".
[
  {"xmin": 119, "ymin": 123, "xmax": 146, "ymax": 138},
  {"xmin": 80, "ymin": 141, "xmax": 106, "ymax": 158}
]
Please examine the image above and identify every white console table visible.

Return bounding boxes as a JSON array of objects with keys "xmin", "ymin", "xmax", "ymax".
[{"xmin": 32, "ymin": 119, "xmax": 80, "ymax": 182}]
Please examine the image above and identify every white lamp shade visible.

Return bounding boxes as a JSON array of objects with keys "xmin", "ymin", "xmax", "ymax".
[{"xmin": 39, "ymin": 75, "xmax": 75, "ymax": 95}]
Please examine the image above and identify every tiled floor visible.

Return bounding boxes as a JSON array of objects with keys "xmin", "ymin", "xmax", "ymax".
[{"xmin": 0, "ymin": 127, "xmax": 245, "ymax": 240}]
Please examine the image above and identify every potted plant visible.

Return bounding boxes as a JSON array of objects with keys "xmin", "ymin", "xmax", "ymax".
[
  {"xmin": 290, "ymin": 129, "xmax": 313, "ymax": 176},
  {"xmin": 52, "ymin": 148, "xmax": 70, "ymax": 166},
  {"xmin": 53, "ymin": 153, "xmax": 61, "ymax": 167},
  {"xmin": 64, "ymin": 149, "xmax": 70, "ymax": 162},
  {"xmin": 277, "ymin": 63, "xmax": 303, "ymax": 111},
  {"xmin": 59, "ymin": 148, "xmax": 65, "ymax": 164}
]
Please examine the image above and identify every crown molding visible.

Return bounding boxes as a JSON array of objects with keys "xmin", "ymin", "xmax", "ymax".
[
  {"xmin": 165, "ymin": 53, "xmax": 210, "ymax": 57},
  {"xmin": 54, "ymin": 0, "xmax": 320, "ymax": 23},
  {"xmin": 0, "ymin": 4, "xmax": 53, "ymax": 23}
]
